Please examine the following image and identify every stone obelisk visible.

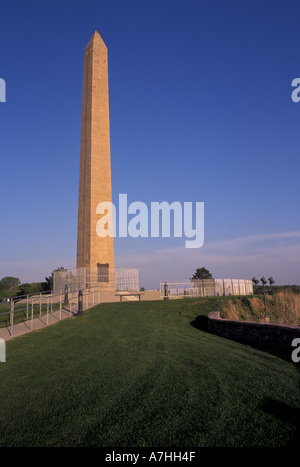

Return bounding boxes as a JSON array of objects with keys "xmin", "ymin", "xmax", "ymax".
[{"xmin": 76, "ymin": 30, "xmax": 114, "ymax": 288}]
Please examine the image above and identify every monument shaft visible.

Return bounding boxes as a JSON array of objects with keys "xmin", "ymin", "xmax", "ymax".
[{"xmin": 77, "ymin": 31, "xmax": 114, "ymax": 285}]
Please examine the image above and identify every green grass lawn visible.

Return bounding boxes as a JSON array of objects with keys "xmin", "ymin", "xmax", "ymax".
[{"xmin": 0, "ymin": 297, "xmax": 299, "ymax": 447}]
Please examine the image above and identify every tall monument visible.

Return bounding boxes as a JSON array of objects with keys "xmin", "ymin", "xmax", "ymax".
[{"xmin": 76, "ymin": 30, "xmax": 114, "ymax": 287}]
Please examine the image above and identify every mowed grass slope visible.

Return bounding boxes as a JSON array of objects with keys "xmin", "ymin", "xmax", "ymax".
[{"xmin": 0, "ymin": 298, "xmax": 299, "ymax": 447}]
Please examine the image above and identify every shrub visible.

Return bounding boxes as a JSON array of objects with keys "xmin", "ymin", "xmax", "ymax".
[{"xmin": 220, "ymin": 291, "xmax": 300, "ymax": 326}]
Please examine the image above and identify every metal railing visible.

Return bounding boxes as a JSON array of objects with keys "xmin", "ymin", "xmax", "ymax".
[
  {"xmin": 0, "ymin": 286, "xmax": 102, "ymax": 338},
  {"xmin": 160, "ymin": 279, "xmax": 254, "ymax": 300},
  {"xmin": 53, "ymin": 267, "xmax": 139, "ymax": 294}
]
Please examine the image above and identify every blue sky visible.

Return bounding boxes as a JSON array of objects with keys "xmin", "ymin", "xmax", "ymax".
[{"xmin": 1, "ymin": 0, "xmax": 300, "ymax": 289}]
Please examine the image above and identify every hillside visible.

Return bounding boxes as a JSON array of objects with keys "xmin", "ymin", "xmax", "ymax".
[{"xmin": 0, "ymin": 298, "xmax": 299, "ymax": 447}]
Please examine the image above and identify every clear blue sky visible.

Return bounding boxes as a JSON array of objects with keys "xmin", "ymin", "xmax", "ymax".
[{"xmin": 1, "ymin": 0, "xmax": 300, "ymax": 289}]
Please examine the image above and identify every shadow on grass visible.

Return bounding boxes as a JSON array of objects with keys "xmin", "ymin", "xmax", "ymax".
[
  {"xmin": 261, "ymin": 399, "xmax": 300, "ymax": 446},
  {"xmin": 191, "ymin": 314, "xmax": 300, "ymax": 446},
  {"xmin": 190, "ymin": 315, "xmax": 209, "ymax": 332}
]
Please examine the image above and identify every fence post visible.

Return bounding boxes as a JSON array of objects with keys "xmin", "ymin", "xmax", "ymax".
[
  {"xmin": 64, "ymin": 285, "xmax": 69, "ymax": 304},
  {"xmin": 47, "ymin": 298, "xmax": 49, "ymax": 326},
  {"xmin": 164, "ymin": 282, "xmax": 169, "ymax": 300},
  {"xmin": 77, "ymin": 290, "xmax": 83, "ymax": 316},
  {"xmin": 31, "ymin": 299, "xmax": 34, "ymax": 329},
  {"xmin": 10, "ymin": 300, "xmax": 14, "ymax": 337}
]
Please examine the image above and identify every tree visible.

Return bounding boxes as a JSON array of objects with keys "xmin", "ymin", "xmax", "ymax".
[
  {"xmin": 0, "ymin": 276, "xmax": 21, "ymax": 298},
  {"xmin": 260, "ymin": 277, "xmax": 267, "ymax": 288},
  {"xmin": 191, "ymin": 267, "xmax": 213, "ymax": 280},
  {"xmin": 252, "ymin": 277, "xmax": 259, "ymax": 293},
  {"xmin": 260, "ymin": 277, "xmax": 268, "ymax": 320},
  {"xmin": 41, "ymin": 267, "xmax": 67, "ymax": 292},
  {"xmin": 252, "ymin": 277, "xmax": 259, "ymax": 286},
  {"xmin": 18, "ymin": 282, "xmax": 43, "ymax": 297},
  {"xmin": 268, "ymin": 277, "xmax": 275, "ymax": 288},
  {"xmin": 0, "ymin": 276, "xmax": 20, "ymax": 291}
]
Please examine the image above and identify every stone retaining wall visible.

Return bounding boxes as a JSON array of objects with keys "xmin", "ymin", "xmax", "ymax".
[{"xmin": 207, "ymin": 311, "xmax": 300, "ymax": 354}]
